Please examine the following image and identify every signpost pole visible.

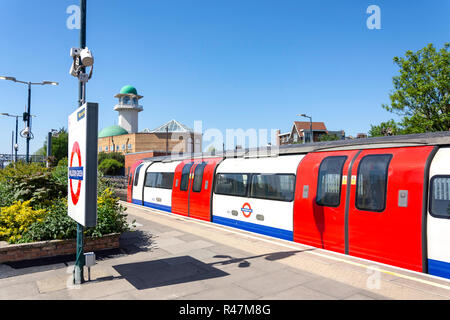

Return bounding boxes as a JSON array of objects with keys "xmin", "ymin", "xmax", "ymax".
[{"xmin": 74, "ymin": 0, "xmax": 87, "ymax": 285}]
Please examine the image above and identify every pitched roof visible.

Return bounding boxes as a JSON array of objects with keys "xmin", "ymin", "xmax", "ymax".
[
  {"xmin": 142, "ymin": 119, "xmax": 193, "ymax": 133},
  {"xmin": 294, "ymin": 121, "xmax": 327, "ymax": 132}
]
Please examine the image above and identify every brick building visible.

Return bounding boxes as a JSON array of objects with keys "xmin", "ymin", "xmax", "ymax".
[{"xmin": 98, "ymin": 85, "xmax": 202, "ymax": 161}]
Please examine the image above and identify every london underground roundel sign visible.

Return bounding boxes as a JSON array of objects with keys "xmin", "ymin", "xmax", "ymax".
[
  {"xmin": 69, "ymin": 141, "xmax": 83, "ymax": 205},
  {"xmin": 241, "ymin": 202, "xmax": 253, "ymax": 218}
]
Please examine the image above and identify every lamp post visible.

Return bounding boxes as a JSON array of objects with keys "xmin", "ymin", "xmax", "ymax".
[
  {"xmin": 0, "ymin": 112, "xmax": 35, "ymax": 162},
  {"xmin": 0, "ymin": 76, "xmax": 58, "ymax": 162},
  {"xmin": 298, "ymin": 114, "xmax": 313, "ymax": 143}
]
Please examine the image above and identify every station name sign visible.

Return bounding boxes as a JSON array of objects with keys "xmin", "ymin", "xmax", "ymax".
[{"xmin": 68, "ymin": 102, "xmax": 98, "ymax": 227}]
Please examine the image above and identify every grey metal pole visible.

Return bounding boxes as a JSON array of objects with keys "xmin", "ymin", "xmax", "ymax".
[
  {"xmin": 309, "ymin": 118, "xmax": 313, "ymax": 143},
  {"xmin": 15, "ymin": 116, "xmax": 18, "ymax": 162},
  {"xmin": 26, "ymin": 82, "xmax": 31, "ymax": 163},
  {"xmin": 74, "ymin": 0, "xmax": 87, "ymax": 286}
]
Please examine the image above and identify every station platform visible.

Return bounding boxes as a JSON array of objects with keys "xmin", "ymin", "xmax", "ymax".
[{"xmin": 0, "ymin": 201, "xmax": 449, "ymax": 300}]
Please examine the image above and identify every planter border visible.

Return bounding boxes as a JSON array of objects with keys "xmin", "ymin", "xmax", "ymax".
[{"xmin": 0, "ymin": 233, "xmax": 121, "ymax": 263}]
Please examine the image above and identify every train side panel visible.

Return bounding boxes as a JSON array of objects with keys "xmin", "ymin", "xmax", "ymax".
[
  {"xmin": 171, "ymin": 160, "xmax": 194, "ymax": 216},
  {"xmin": 127, "ymin": 160, "xmax": 143, "ymax": 202},
  {"xmin": 427, "ymin": 146, "xmax": 450, "ymax": 278},
  {"xmin": 347, "ymin": 146, "xmax": 433, "ymax": 272},
  {"xmin": 212, "ymin": 155, "xmax": 304, "ymax": 240},
  {"xmin": 293, "ymin": 150, "xmax": 360, "ymax": 253},
  {"xmin": 142, "ymin": 161, "xmax": 181, "ymax": 212}
]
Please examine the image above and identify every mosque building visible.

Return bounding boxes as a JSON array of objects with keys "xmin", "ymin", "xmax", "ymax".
[{"xmin": 98, "ymin": 85, "xmax": 202, "ymax": 159}]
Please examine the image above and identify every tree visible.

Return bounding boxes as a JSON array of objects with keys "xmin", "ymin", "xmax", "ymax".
[
  {"xmin": 98, "ymin": 152, "xmax": 125, "ymax": 166},
  {"xmin": 368, "ymin": 120, "xmax": 405, "ymax": 137},
  {"xmin": 35, "ymin": 128, "xmax": 68, "ymax": 164},
  {"xmin": 380, "ymin": 43, "xmax": 449, "ymax": 133},
  {"xmin": 318, "ymin": 133, "xmax": 341, "ymax": 142},
  {"xmin": 98, "ymin": 159, "xmax": 124, "ymax": 176}
]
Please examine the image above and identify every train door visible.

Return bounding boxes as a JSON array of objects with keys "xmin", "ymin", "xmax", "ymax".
[
  {"xmin": 131, "ymin": 162, "xmax": 145, "ymax": 205},
  {"xmin": 294, "ymin": 150, "xmax": 359, "ymax": 253},
  {"xmin": 189, "ymin": 158, "xmax": 222, "ymax": 221},
  {"xmin": 127, "ymin": 160, "xmax": 142, "ymax": 202},
  {"xmin": 427, "ymin": 147, "xmax": 450, "ymax": 279},
  {"xmin": 347, "ymin": 146, "xmax": 434, "ymax": 272},
  {"xmin": 171, "ymin": 160, "xmax": 195, "ymax": 216}
]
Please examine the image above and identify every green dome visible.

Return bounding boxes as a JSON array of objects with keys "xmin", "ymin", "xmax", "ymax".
[
  {"xmin": 120, "ymin": 85, "xmax": 138, "ymax": 95},
  {"xmin": 99, "ymin": 125, "xmax": 128, "ymax": 138}
]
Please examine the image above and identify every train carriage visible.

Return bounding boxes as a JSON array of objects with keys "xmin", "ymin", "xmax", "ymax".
[{"xmin": 126, "ymin": 132, "xmax": 450, "ymax": 279}]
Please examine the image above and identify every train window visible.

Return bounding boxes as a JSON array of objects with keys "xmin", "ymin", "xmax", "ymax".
[
  {"xmin": 250, "ymin": 174, "xmax": 295, "ymax": 202},
  {"xmin": 145, "ymin": 172, "xmax": 174, "ymax": 189},
  {"xmin": 316, "ymin": 156, "xmax": 347, "ymax": 207},
  {"xmin": 192, "ymin": 163, "xmax": 207, "ymax": 193},
  {"xmin": 429, "ymin": 175, "xmax": 450, "ymax": 219},
  {"xmin": 214, "ymin": 173, "xmax": 249, "ymax": 197},
  {"xmin": 180, "ymin": 163, "xmax": 193, "ymax": 191},
  {"xmin": 133, "ymin": 164, "xmax": 143, "ymax": 187},
  {"xmin": 356, "ymin": 154, "xmax": 392, "ymax": 212}
]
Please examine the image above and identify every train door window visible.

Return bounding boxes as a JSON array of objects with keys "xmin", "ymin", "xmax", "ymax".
[
  {"xmin": 316, "ymin": 156, "xmax": 347, "ymax": 207},
  {"xmin": 250, "ymin": 174, "xmax": 295, "ymax": 202},
  {"xmin": 192, "ymin": 163, "xmax": 207, "ymax": 193},
  {"xmin": 356, "ymin": 154, "xmax": 392, "ymax": 212},
  {"xmin": 214, "ymin": 173, "xmax": 249, "ymax": 197},
  {"xmin": 429, "ymin": 175, "xmax": 450, "ymax": 219},
  {"xmin": 180, "ymin": 163, "xmax": 194, "ymax": 191},
  {"xmin": 145, "ymin": 172, "xmax": 158, "ymax": 188},
  {"xmin": 159, "ymin": 172, "xmax": 174, "ymax": 189},
  {"xmin": 134, "ymin": 164, "xmax": 143, "ymax": 187}
]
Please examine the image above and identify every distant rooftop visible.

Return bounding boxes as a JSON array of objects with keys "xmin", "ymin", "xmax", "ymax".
[{"xmin": 141, "ymin": 119, "xmax": 193, "ymax": 133}]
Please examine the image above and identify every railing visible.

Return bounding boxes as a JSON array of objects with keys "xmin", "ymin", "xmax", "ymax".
[{"xmin": 0, "ymin": 154, "xmax": 46, "ymax": 168}]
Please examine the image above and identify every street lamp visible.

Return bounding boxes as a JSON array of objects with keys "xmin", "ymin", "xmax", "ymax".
[
  {"xmin": 298, "ymin": 114, "xmax": 313, "ymax": 143},
  {"xmin": 0, "ymin": 76, "xmax": 58, "ymax": 163}
]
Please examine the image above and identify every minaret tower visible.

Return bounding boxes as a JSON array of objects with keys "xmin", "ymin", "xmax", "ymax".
[{"xmin": 114, "ymin": 85, "xmax": 143, "ymax": 133}]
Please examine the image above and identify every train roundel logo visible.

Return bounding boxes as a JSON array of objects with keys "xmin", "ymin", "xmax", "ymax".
[
  {"xmin": 69, "ymin": 141, "xmax": 84, "ymax": 206},
  {"xmin": 241, "ymin": 202, "xmax": 253, "ymax": 218}
]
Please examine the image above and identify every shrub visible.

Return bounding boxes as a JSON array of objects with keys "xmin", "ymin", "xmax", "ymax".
[
  {"xmin": 98, "ymin": 158, "xmax": 124, "ymax": 176},
  {"xmin": 0, "ymin": 200, "xmax": 47, "ymax": 243},
  {"xmin": 22, "ymin": 188, "xmax": 133, "ymax": 242}
]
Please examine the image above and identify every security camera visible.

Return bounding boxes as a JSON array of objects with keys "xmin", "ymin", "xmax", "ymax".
[
  {"xmin": 22, "ymin": 127, "xmax": 30, "ymax": 136},
  {"xmin": 70, "ymin": 47, "xmax": 81, "ymax": 57},
  {"xmin": 14, "ymin": 144, "xmax": 18, "ymax": 151},
  {"xmin": 80, "ymin": 48, "xmax": 94, "ymax": 67}
]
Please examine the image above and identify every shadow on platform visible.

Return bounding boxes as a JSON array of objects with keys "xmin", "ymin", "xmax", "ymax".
[{"xmin": 113, "ymin": 256, "xmax": 228, "ymax": 290}]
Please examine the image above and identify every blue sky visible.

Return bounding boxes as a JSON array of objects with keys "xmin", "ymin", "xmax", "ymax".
[{"xmin": 0, "ymin": 0, "xmax": 449, "ymax": 154}]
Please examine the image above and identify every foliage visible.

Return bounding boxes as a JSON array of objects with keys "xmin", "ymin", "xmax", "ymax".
[
  {"xmin": 0, "ymin": 181, "xmax": 14, "ymax": 208},
  {"xmin": 0, "ymin": 200, "xmax": 46, "ymax": 243},
  {"xmin": 98, "ymin": 158, "xmax": 124, "ymax": 176},
  {"xmin": 378, "ymin": 43, "xmax": 449, "ymax": 133},
  {"xmin": 35, "ymin": 128, "xmax": 69, "ymax": 164},
  {"xmin": 22, "ymin": 189, "xmax": 132, "ymax": 242},
  {"xmin": 0, "ymin": 162, "xmax": 66, "ymax": 206},
  {"xmin": 318, "ymin": 133, "xmax": 341, "ymax": 142},
  {"xmin": 98, "ymin": 152, "xmax": 125, "ymax": 165},
  {"xmin": 368, "ymin": 120, "xmax": 406, "ymax": 137}
]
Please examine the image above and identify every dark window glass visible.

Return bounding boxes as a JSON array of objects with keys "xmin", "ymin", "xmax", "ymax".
[
  {"xmin": 192, "ymin": 163, "xmax": 206, "ymax": 193},
  {"xmin": 180, "ymin": 163, "xmax": 193, "ymax": 191},
  {"xmin": 356, "ymin": 154, "xmax": 392, "ymax": 212},
  {"xmin": 430, "ymin": 176, "xmax": 450, "ymax": 219},
  {"xmin": 134, "ymin": 164, "xmax": 143, "ymax": 186},
  {"xmin": 214, "ymin": 173, "xmax": 249, "ymax": 197},
  {"xmin": 145, "ymin": 172, "xmax": 174, "ymax": 189},
  {"xmin": 316, "ymin": 156, "xmax": 347, "ymax": 207},
  {"xmin": 250, "ymin": 174, "xmax": 295, "ymax": 202}
]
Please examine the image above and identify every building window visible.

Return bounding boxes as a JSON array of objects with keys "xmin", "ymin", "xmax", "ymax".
[
  {"xmin": 105, "ymin": 146, "xmax": 108, "ymax": 151},
  {"xmin": 99, "ymin": 146, "xmax": 102, "ymax": 152},
  {"xmin": 356, "ymin": 154, "xmax": 392, "ymax": 212},
  {"xmin": 293, "ymin": 133, "xmax": 298, "ymax": 142},
  {"xmin": 429, "ymin": 175, "xmax": 450, "ymax": 219},
  {"xmin": 316, "ymin": 156, "xmax": 347, "ymax": 207},
  {"xmin": 128, "ymin": 144, "xmax": 132, "ymax": 150},
  {"xmin": 122, "ymin": 144, "xmax": 125, "ymax": 150}
]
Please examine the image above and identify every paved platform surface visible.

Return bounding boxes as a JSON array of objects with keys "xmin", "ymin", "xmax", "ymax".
[{"xmin": 0, "ymin": 201, "xmax": 449, "ymax": 300}]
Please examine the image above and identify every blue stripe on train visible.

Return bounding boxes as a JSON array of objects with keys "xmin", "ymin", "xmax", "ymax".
[
  {"xmin": 143, "ymin": 201, "xmax": 171, "ymax": 213},
  {"xmin": 132, "ymin": 199, "xmax": 172, "ymax": 213},
  {"xmin": 212, "ymin": 215, "xmax": 293, "ymax": 241},
  {"xmin": 428, "ymin": 259, "xmax": 450, "ymax": 279}
]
